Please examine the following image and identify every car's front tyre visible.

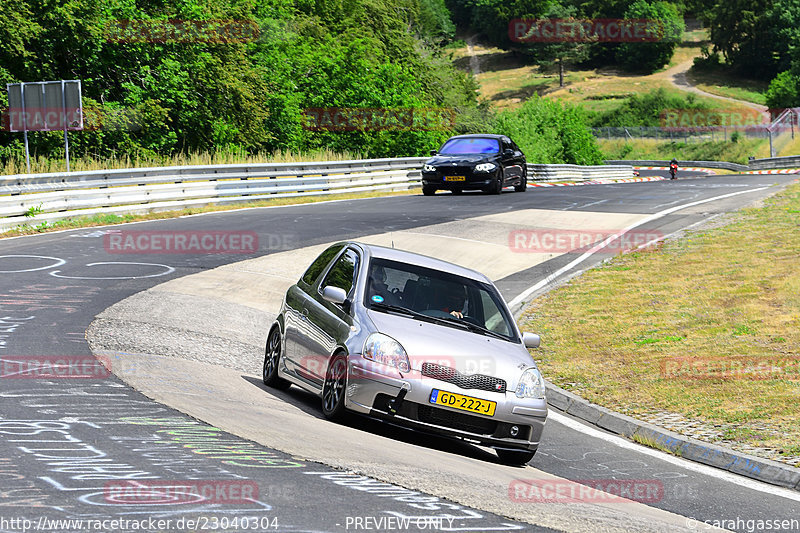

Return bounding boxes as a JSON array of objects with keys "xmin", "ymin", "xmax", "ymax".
[
  {"xmin": 514, "ymin": 171, "xmax": 527, "ymax": 192},
  {"xmin": 263, "ymin": 327, "xmax": 292, "ymax": 390},
  {"xmin": 322, "ymin": 352, "xmax": 348, "ymax": 420},
  {"xmin": 496, "ymin": 448, "xmax": 536, "ymax": 466},
  {"xmin": 422, "ymin": 185, "xmax": 436, "ymax": 196},
  {"xmin": 486, "ymin": 174, "xmax": 502, "ymax": 195}
]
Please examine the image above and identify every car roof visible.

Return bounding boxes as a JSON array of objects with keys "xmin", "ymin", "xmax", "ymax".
[
  {"xmin": 444, "ymin": 134, "xmax": 506, "ymax": 140},
  {"xmin": 343, "ymin": 241, "xmax": 492, "ymax": 284}
]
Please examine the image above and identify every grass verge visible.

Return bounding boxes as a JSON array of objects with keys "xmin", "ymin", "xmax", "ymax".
[
  {"xmin": 686, "ymin": 64, "xmax": 768, "ymax": 106},
  {"xmin": 521, "ymin": 181, "xmax": 800, "ymax": 460},
  {"xmin": 631, "ymin": 434, "xmax": 683, "ymax": 457},
  {"xmin": 599, "ymin": 137, "xmax": 770, "ymax": 163},
  {"xmin": 1, "ymin": 188, "xmax": 415, "ymax": 239}
]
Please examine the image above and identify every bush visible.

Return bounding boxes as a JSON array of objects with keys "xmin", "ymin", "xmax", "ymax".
[
  {"xmin": 592, "ymin": 88, "xmax": 711, "ymax": 127},
  {"xmin": 766, "ymin": 71, "xmax": 800, "ymax": 109},
  {"xmin": 494, "ymin": 96, "xmax": 604, "ymax": 165}
]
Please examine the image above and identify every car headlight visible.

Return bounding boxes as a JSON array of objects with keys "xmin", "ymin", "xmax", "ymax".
[
  {"xmin": 423, "ymin": 164, "xmax": 436, "ymax": 172},
  {"xmin": 474, "ymin": 162, "xmax": 496, "ymax": 172},
  {"xmin": 516, "ymin": 367, "xmax": 546, "ymax": 399},
  {"xmin": 362, "ymin": 333, "xmax": 410, "ymax": 373}
]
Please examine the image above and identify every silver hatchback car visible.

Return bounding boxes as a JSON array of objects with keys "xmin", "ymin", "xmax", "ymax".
[{"xmin": 263, "ymin": 241, "xmax": 547, "ymax": 465}]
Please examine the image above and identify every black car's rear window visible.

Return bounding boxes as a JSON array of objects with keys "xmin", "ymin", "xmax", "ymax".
[{"xmin": 439, "ymin": 137, "xmax": 500, "ymax": 155}]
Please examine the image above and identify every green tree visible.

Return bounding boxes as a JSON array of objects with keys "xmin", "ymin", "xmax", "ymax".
[
  {"xmin": 615, "ymin": 0, "xmax": 683, "ymax": 74},
  {"xmin": 705, "ymin": 0, "xmax": 794, "ymax": 78},
  {"xmin": 0, "ymin": 0, "xmax": 485, "ymax": 165},
  {"xmin": 416, "ymin": 0, "xmax": 456, "ymax": 43},
  {"xmin": 523, "ymin": 3, "xmax": 594, "ymax": 87},
  {"xmin": 448, "ymin": 0, "xmax": 550, "ymax": 49},
  {"xmin": 766, "ymin": 71, "xmax": 800, "ymax": 109},
  {"xmin": 0, "ymin": 0, "xmax": 42, "ymax": 84}
]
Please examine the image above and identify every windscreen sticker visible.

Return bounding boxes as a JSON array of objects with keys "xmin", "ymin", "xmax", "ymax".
[{"xmin": 371, "ymin": 295, "xmax": 384, "ymax": 303}]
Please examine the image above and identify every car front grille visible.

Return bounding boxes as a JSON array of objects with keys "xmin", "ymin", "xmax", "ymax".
[
  {"xmin": 436, "ymin": 165, "xmax": 472, "ymax": 177},
  {"xmin": 421, "ymin": 362, "xmax": 507, "ymax": 393},
  {"xmin": 417, "ymin": 404, "xmax": 497, "ymax": 434}
]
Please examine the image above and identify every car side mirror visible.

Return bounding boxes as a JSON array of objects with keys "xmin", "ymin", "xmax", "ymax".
[
  {"xmin": 523, "ymin": 332, "xmax": 540, "ymax": 349},
  {"xmin": 504, "ymin": 148, "xmax": 514, "ymax": 157},
  {"xmin": 322, "ymin": 286, "xmax": 347, "ymax": 305},
  {"xmin": 430, "ymin": 150, "xmax": 437, "ymax": 156}
]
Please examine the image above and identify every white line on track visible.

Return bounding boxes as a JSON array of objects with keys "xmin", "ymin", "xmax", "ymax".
[
  {"xmin": 561, "ymin": 198, "xmax": 608, "ymax": 211},
  {"xmin": 549, "ymin": 410, "xmax": 800, "ymax": 503},
  {"xmin": 507, "ymin": 186, "xmax": 769, "ymax": 309}
]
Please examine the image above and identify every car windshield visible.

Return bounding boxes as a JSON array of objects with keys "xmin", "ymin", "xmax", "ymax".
[
  {"xmin": 364, "ymin": 257, "xmax": 517, "ymax": 341},
  {"xmin": 438, "ymin": 137, "xmax": 500, "ymax": 155}
]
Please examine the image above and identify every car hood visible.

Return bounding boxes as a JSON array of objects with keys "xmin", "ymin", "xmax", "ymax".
[
  {"xmin": 425, "ymin": 154, "xmax": 497, "ymax": 166},
  {"xmin": 366, "ymin": 309, "xmax": 536, "ymax": 379}
]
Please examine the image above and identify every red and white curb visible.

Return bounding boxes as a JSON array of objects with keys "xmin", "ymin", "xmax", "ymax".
[
  {"xmin": 743, "ymin": 169, "xmax": 800, "ymax": 174},
  {"xmin": 634, "ymin": 166, "xmax": 718, "ymax": 174},
  {"xmin": 530, "ymin": 176, "xmax": 665, "ymax": 187}
]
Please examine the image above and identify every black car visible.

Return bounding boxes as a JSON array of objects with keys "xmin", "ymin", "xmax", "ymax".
[{"xmin": 421, "ymin": 134, "xmax": 527, "ymax": 195}]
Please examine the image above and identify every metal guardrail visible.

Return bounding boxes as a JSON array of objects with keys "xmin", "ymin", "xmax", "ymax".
[
  {"xmin": 530, "ymin": 164, "xmax": 634, "ymax": 181},
  {"xmin": 1, "ymin": 158, "xmax": 636, "ymax": 231},
  {"xmin": 747, "ymin": 155, "xmax": 800, "ymax": 170},
  {"xmin": 606, "ymin": 156, "xmax": 800, "ymax": 171},
  {"xmin": 605, "ymin": 159, "xmax": 750, "ymax": 172}
]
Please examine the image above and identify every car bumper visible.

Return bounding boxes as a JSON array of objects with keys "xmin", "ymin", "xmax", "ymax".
[
  {"xmin": 345, "ymin": 359, "xmax": 547, "ymax": 451},
  {"xmin": 421, "ymin": 172, "xmax": 495, "ymax": 190}
]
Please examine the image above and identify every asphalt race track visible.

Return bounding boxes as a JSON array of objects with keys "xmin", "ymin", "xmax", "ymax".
[{"xmin": 1, "ymin": 172, "xmax": 799, "ymax": 533}]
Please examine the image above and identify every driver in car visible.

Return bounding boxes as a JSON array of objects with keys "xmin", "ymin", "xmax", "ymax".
[
  {"xmin": 442, "ymin": 285, "xmax": 466, "ymax": 319},
  {"xmin": 369, "ymin": 266, "xmax": 400, "ymax": 306}
]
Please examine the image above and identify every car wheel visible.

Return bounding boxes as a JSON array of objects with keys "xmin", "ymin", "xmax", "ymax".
[
  {"xmin": 514, "ymin": 171, "xmax": 527, "ymax": 192},
  {"xmin": 496, "ymin": 448, "xmax": 536, "ymax": 466},
  {"xmin": 322, "ymin": 352, "xmax": 348, "ymax": 420},
  {"xmin": 422, "ymin": 186, "xmax": 436, "ymax": 196},
  {"xmin": 263, "ymin": 327, "xmax": 292, "ymax": 390},
  {"xmin": 486, "ymin": 175, "xmax": 502, "ymax": 195}
]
